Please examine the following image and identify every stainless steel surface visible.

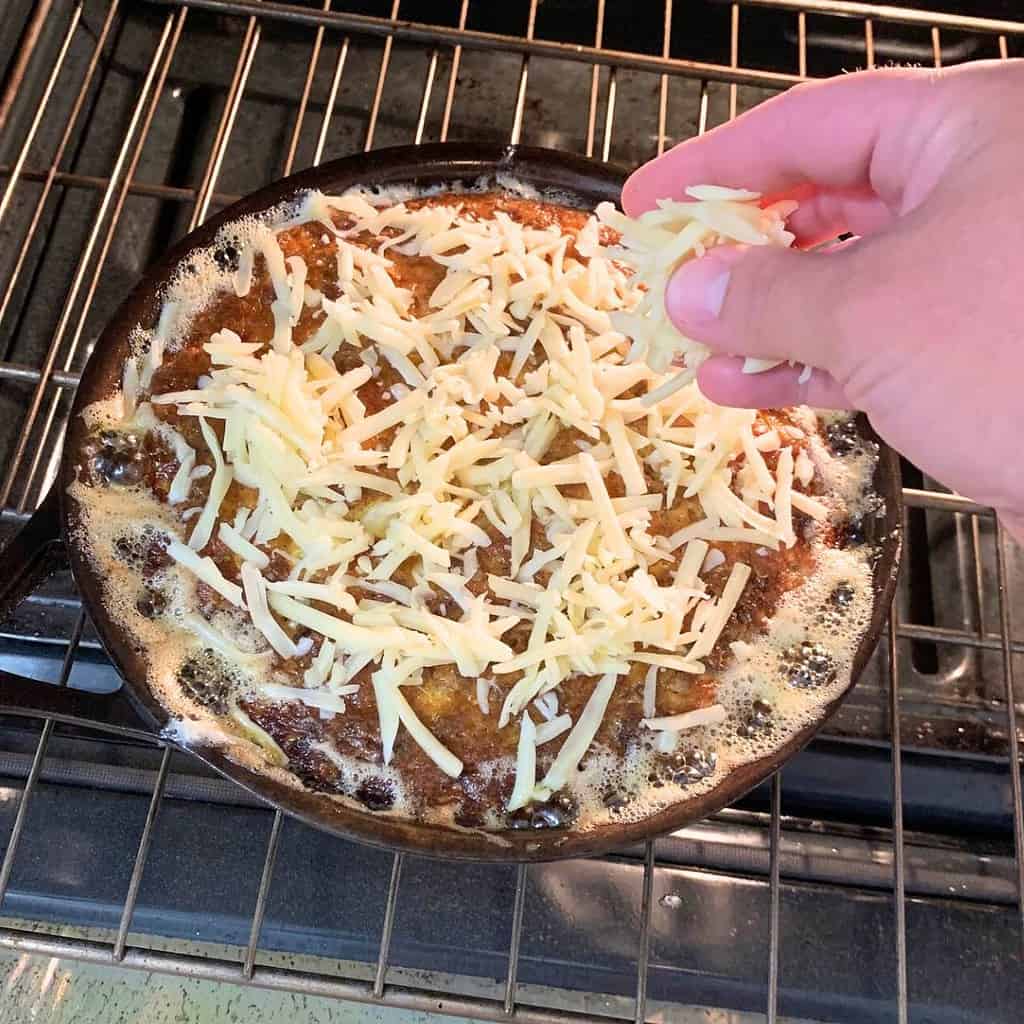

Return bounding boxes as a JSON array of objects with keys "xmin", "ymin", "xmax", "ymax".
[{"xmin": 0, "ymin": 2, "xmax": 1022, "ymax": 1021}]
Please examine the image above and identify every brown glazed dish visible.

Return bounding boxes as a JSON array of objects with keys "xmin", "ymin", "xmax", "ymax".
[{"xmin": 0, "ymin": 144, "xmax": 902, "ymax": 861}]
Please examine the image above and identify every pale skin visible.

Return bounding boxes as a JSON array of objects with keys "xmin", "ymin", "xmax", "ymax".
[{"xmin": 622, "ymin": 59, "xmax": 1024, "ymax": 540}]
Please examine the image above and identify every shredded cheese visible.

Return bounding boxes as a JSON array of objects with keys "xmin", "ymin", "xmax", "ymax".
[
  {"xmin": 134, "ymin": 184, "xmax": 831, "ymax": 812},
  {"xmin": 597, "ymin": 188, "xmax": 802, "ymax": 377},
  {"xmin": 391, "ymin": 683, "xmax": 463, "ymax": 777},
  {"xmin": 167, "ymin": 540, "xmax": 244, "ymax": 608},
  {"xmin": 534, "ymin": 672, "xmax": 618, "ymax": 801},
  {"xmin": 534, "ymin": 714, "xmax": 572, "ymax": 747},
  {"xmin": 641, "ymin": 703, "xmax": 727, "ymax": 732},
  {"xmin": 642, "ymin": 664, "xmax": 658, "ymax": 719},
  {"xmin": 188, "ymin": 417, "xmax": 232, "ymax": 552},
  {"xmin": 218, "ymin": 522, "xmax": 270, "ymax": 569},
  {"xmin": 240, "ymin": 562, "xmax": 298, "ymax": 658},
  {"xmin": 507, "ymin": 712, "xmax": 537, "ymax": 811}
]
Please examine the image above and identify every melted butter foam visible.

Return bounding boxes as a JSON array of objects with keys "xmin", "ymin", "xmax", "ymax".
[{"xmin": 70, "ymin": 181, "xmax": 882, "ymax": 834}]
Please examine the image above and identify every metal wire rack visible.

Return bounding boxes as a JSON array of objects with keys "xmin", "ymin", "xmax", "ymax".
[{"xmin": 0, "ymin": 1, "xmax": 1022, "ymax": 1021}]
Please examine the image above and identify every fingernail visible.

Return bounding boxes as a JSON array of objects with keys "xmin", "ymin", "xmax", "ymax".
[{"xmin": 666, "ymin": 249, "xmax": 742, "ymax": 330}]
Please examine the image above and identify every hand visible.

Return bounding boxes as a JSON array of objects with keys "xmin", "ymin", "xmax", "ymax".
[{"xmin": 622, "ymin": 60, "xmax": 1024, "ymax": 537}]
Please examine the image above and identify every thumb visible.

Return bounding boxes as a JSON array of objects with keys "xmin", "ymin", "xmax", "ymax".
[{"xmin": 664, "ymin": 243, "xmax": 854, "ymax": 376}]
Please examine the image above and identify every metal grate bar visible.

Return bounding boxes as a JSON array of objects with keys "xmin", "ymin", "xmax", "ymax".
[
  {"xmin": 584, "ymin": 0, "xmax": 606, "ymax": 160},
  {"xmin": 0, "ymin": 720, "xmax": 54, "ymax": 909},
  {"xmin": 363, "ymin": 0, "xmax": 401, "ymax": 152},
  {"xmin": 148, "ymin": 0, "xmax": 1024, "ymax": 63},
  {"xmin": 0, "ymin": 610, "xmax": 85, "ymax": 907},
  {"xmin": 113, "ymin": 744, "xmax": 172, "ymax": 961},
  {"xmin": 503, "ymin": 862, "xmax": 528, "ymax": 1015},
  {"xmin": 896, "ymin": 620, "xmax": 1024, "ymax": 658},
  {"xmin": 599, "ymin": 0, "xmax": 622, "ymax": 171},
  {"xmin": 655, "ymin": 0, "xmax": 673, "ymax": 158},
  {"xmin": 17, "ymin": 8, "xmax": 189, "ymax": 511},
  {"xmin": 413, "ymin": 46, "xmax": 438, "ymax": 146},
  {"xmin": 742, "ymin": 0, "xmax": 1024, "ymax": 34},
  {"xmin": 312, "ymin": 36, "xmax": 350, "ymax": 167},
  {"xmin": 0, "ymin": 362, "xmax": 79, "ymax": 388},
  {"xmin": 0, "ymin": 12, "xmax": 179, "ymax": 508},
  {"xmin": 283, "ymin": 0, "xmax": 333, "ymax": 177},
  {"xmin": 0, "ymin": 2, "xmax": 118, "ymax": 336},
  {"xmin": 243, "ymin": 809, "xmax": 285, "ymax": 978},
  {"xmin": 373, "ymin": 851, "xmax": 403, "ymax": 998},
  {"xmin": 0, "ymin": 3, "xmax": 83, "ymax": 230},
  {"xmin": 600, "ymin": 66, "xmax": 617, "ymax": 164},
  {"xmin": 147, "ymin": 0, "xmax": 805, "ymax": 89},
  {"xmin": 902, "ymin": 489, "xmax": 993, "ymax": 516},
  {"xmin": 696, "ymin": 80, "xmax": 709, "ymax": 136},
  {"xmin": 728, "ymin": 4, "xmax": 740, "ymax": 121},
  {"xmin": 0, "ymin": 164, "xmax": 236, "ymax": 205},
  {"xmin": 797, "ymin": 11, "xmax": 808, "ymax": 78},
  {"xmin": 995, "ymin": 522, "xmax": 1024, "ymax": 947},
  {"xmin": 509, "ymin": 0, "xmax": 539, "ymax": 148},
  {"xmin": 633, "ymin": 840, "xmax": 655, "ymax": 1024},
  {"xmin": 888, "ymin": 615, "xmax": 909, "ymax": 1023},
  {"xmin": 437, "ymin": 0, "xmax": 468, "ymax": 143},
  {"xmin": 0, "ymin": 0, "xmax": 57, "ymax": 136},
  {"xmin": 189, "ymin": 14, "xmax": 260, "ymax": 230},
  {"xmin": 767, "ymin": 774, "xmax": 782, "ymax": 1023},
  {"xmin": 969, "ymin": 514, "xmax": 987, "ymax": 647}
]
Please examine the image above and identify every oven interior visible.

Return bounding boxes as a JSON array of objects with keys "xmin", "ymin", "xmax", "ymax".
[{"xmin": 0, "ymin": 2, "xmax": 1022, "ymax": 1021}]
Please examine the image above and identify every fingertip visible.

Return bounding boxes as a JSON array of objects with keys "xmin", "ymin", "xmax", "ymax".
[
  {"xmin": 664, "ymin": 246, "xmax": 746, "ymax": 339},
  {"xmin": 621, "ymin": 168, "xmax": 657, "ymax": 218},
  {"xmin": 696, "ymin": 356, "xmax": 855, "ymax": 411},
  {"xmin": 622, "ymin": 138, "xmax": 706, "ymax": 216},
  {"xmin": 695, "ymin": 356, "xmax": 757, "ymax": 407}
]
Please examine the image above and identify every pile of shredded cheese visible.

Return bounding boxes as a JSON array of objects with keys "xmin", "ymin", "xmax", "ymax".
[
  {"xmin": 598, "ymin": 185, "xmax": 808, "ymax": 382},
  {"xmin": 121, "ymin": 185, "xmax": 829, "ymax": 813}
]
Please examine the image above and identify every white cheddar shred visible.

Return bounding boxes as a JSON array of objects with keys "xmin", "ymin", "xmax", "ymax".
[
  {"xmin": 641, "ymin": 703, "xmax": 727, "ymax": 733},
  {"xmin": 167, "ymin": 540, "xmax": 244, "ymax": 608},
  {"xmin": 534, "ymin": 672, "xmax": 618, "ymax": 801},
  {"xmin": 508, "ymin": 712, "xmax": 538, "ymax": 811}
]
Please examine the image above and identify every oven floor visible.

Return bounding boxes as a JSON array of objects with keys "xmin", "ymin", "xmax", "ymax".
[
  {"xmin": 0, "ymin": 920, "xmax": 813, "ymax": 1024},
  {"xmin": 0, "ymin": 951, "xmax": 467, "ymax": 1024},
  {"xmin": 0, "ymin": 950, "xmax": 467, "ymax": 1024}
]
